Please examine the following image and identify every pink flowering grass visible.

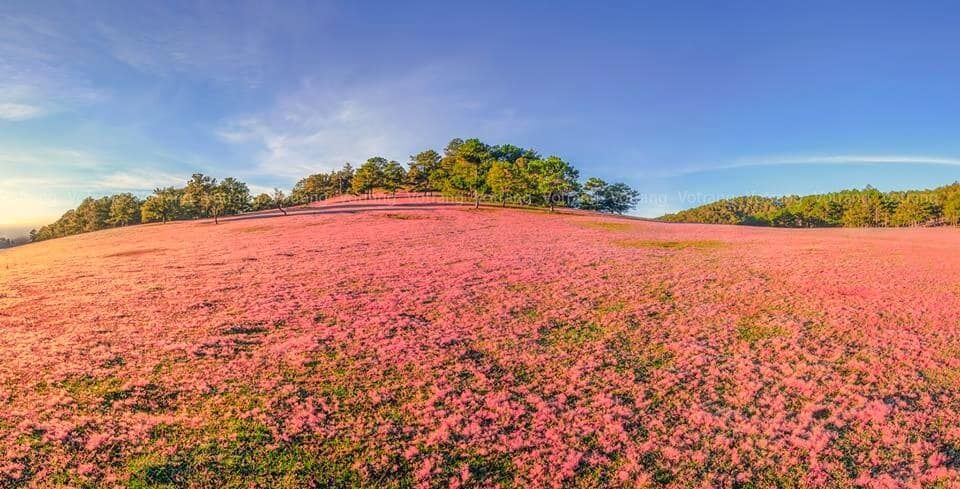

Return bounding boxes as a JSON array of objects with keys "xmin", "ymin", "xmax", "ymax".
[{"xmin": 2, "ymin": 199, "xmax": 960, "ymax": 487}]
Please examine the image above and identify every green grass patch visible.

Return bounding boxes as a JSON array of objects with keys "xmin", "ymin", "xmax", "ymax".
[
  {"xmin": 575, "ymin": 221, "xmax": 632, "ymax": 231},
  {"xmin": 126, "ymin": 420, "xmax": 366, "ymax": 489},
  {"xmin": 649, "ymin": 283, "xmax": 674, "ymax": 303},
  {"xmin": 921, "ymin": 367, "xmax": 960, "ymax": 391},
  {"xmin": 735, "ymin": 316, "xmax": 786, "ymax": 345},
  {"xmin": 605, "ymin": 336, "xmax": 673, "ymax": 382},
  {"xmin": 60, "ymin": 375, "xmax": 127, "ymax": 407},
  {"xmin": 596, "ymin": 300, "xmax": 626, "ymax": 315},
  {"xmin": 234, "ymin": 225, "xmax": 275, "ymax": 233},
  {"xmin": 435, "ymin": 451, "xmax": 515, "ymax": 487},
  {"xmin": 538, "ymin": 320, "xmax": 603, "ymax": 347},
  {"xmin": 509, "ymin": 304, "xmax": 540, "ymax": 322},
  {"xmin": 613, "ymin": 239, "xmax": 723, "ymax": 250}
]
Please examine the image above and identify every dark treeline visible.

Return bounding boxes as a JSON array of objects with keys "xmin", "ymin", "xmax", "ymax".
[
  {"xmin": 31, "ymin": 193, "xmax": 144, "ymax": 242},
  {"xmin": 660, "ymin": 183, "xmax": 960, "ymax": 227},
  {"xmin": 0, "ymin": 236, "xmax": 31, "ymax": 249},
  {"xmin": 30, "ymin": 138, "xmax": 640, "ymax": 242},
  {"xmin": 32, "ymin": 175, "xmax": 263, "ymax": 241}
]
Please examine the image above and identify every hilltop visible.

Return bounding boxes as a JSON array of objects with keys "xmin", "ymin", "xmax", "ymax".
[
  {"xmin": 28, "ymin": 137, "xmax": 640, "ymax": 244},
  {"xmin": 3, "ymin": 199, "xmax": 960, "ymax": 486}
]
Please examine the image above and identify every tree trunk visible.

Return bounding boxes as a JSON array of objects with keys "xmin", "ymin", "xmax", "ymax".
[{"xmin": 474, "ymin": 164, "xmax": 481, "ymax": 209}]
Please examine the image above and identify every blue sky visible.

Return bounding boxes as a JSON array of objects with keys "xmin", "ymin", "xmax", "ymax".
[{"xmin": 3, "ymin": 0, "xmax": 960, "ymax": 235}]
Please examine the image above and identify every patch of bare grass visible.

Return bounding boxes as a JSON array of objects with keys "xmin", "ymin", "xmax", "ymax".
[
  {"xmin": 381, "ymin": 213, "xmax": 427, "ymax": 220},
  {"xmin": 576, "ymin": 221, "xmax": 632, "ymax": 231},
  {"xmin": 613, "ymin": 239, "xmax": 723, "ymax": 250},
  {"xmin": 105, "ymin": 248, "xmax": 166, "ymax": 258},
  {"xmin": 234, "ymin": 226, "xmax": 275, "ymax": 233}
]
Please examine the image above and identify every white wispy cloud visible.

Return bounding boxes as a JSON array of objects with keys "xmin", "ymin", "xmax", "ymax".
[
  {"xmin": 0, "ymin": 144, "xmax": 192, "ymax": 226},
  {"xmin": 750, "ymin": 154, "xmax": 960, "ymax": 166},
  {"xmin": 0, "ymin": 13, "xmax": 106, "ymax": 119},
  {"xmin": 97, "ymin": 23, "xmax": 264, "ymax": 86},
  {"xmin": 217, "ymin": 65, "xmax": 533, "ymax": 177},
  {"xmin": 0, "ymin": 147, "xmax": 105, "ymax": 170},
  {"xmin": 247, "ymin": 184, "xmax": 277, "ymax": 196},
  {"xmin": 95, "ymin": 170, "xmax": 184, "ymax": 190},
  {"xmin": 0, "ymin": 102, "xmax": 43, "ymax": 120},
  {"xmin": 89, "ymin": 2, "xmax": 309, "ymax": 88},
  {"xmin": 670, "ymin": 154, "xmax": 960, "ymax": 177}
]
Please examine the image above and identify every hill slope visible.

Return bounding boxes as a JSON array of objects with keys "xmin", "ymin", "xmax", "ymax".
[{"xmin": 2, "ymin": 199, "xmax": 960, "ymax": 486}]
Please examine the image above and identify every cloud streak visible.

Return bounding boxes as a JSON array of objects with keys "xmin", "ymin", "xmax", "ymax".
[
  {"xmin": 95, "ymin": 170, "xmax": 185, "ymax": 191},
  {"xmin": 0, "ymin": 144, "xmax": 194, "ymax": 227},
  {"xmin": 218, "ymin": 65, "xmax": 533, "ymax": 178},
  {"xmin": 0, "ymin": 13, "xmax": 106, "ymax": 120},
  {"xmin": 670, "ymin": 154, "xmax": 960, "ymax": 177},
  {"xmin": 0, "ymin": 103, "xmax": 43, "ymax": 121},
  {"xmin": 753, "ymin": 154, "xmax": 960, "ymax": 166},
  {"xmin": 95, "ymin": 16, "xmax": 265, "ymax": 87}
]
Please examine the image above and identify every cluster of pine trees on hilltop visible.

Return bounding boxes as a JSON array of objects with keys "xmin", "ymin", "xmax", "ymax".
[
  {"xmin": 30, "ymin": 138, "xmax": 640, "ymax": 242},
  {"xmin": 291, "ymin": 138, "xmax": 639, "ymax": 212},
  {"xmin": 660, "ymin": 183, "xmax": 960, "ymax": 227}
]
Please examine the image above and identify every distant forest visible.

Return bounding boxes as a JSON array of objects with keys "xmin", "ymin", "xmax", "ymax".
[
  {"xmin": 660, "ymin": 183, "xmax": 960, "ymax": 227},
  {"xmin": 28, "ymin": 138, "xmax": 640, "ymax": 243},
  {"xmin": 0, "ymin": 236, "xmax": 31, "ymax": 249}
]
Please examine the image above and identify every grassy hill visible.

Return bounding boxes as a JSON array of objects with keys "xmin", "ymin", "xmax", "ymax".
[
  {"xmin": 660, "ymin": 183, "xmax": 960, "ymax": 227},
  {"xmin": 2, "ymin": 199, "xmax": 960, "ymax": 486}
]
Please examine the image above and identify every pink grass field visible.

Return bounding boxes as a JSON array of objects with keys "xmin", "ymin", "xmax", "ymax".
[{"xmin": 3, "ymin": 200, "xmax": 960, "ymax": 487}]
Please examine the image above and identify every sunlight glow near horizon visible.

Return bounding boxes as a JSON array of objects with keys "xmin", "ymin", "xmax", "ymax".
[{"xmin": 2, "ymin": 1, "xmax": 960, "ymax": 235}]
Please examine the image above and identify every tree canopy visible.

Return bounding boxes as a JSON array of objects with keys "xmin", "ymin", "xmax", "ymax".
[
  {"xmin": 30, "ymin": 137, "xmax": 643, "ymax": 242},
  {"xmin": 661, "ymin": 183, "xmax": 960, "ymax": 227},
  {"xmin": 290, "ymin": 164, "xmax": 354, "ymax": 204},
  {"xmin": 578, "ymin": 178, "xmax": 641, "ymax": 214}
]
